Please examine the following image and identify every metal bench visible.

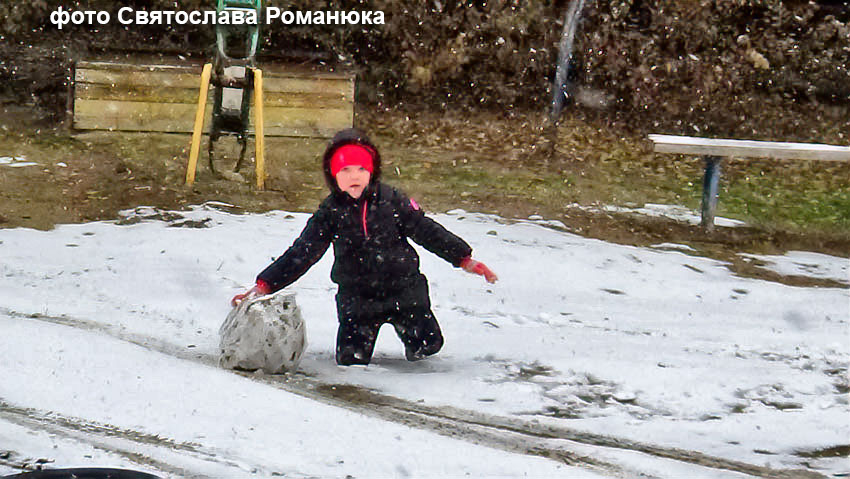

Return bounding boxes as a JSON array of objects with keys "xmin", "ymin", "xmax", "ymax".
[{"xmin": 649, "ymin": 134, "xmax": 850, "ymax": 230}]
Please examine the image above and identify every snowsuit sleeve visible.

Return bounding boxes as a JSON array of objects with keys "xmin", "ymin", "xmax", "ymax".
[
  {"xmin": 393, "ymin": 189, "xmax": 472, "ymax": 267},
  {"xmin": 257, "ymin": 203, "xmax": 334, "ymax": 293}
]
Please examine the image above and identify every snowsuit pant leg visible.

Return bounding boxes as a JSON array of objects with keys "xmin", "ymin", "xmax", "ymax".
[
  {"xmin": 335, "ymin": 276, "xmax": 443, "ymax": 365},
  {"xmin": 390, "ymin": 308, "xmax": 443, "ymax": 361},
  {"xmin": 334, "ymin": 296, "xmax": 382, "ymax": 366}
]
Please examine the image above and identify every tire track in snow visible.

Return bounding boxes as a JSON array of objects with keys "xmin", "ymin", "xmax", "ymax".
[
  {"xmin": 265, "ymin": 379, "xmax": 626, "ymax": 477},
  {"xmin": 0, "ymin": 310, "xmax": 304, "ymax": 479},
  {"xmin": 0, "ymin": 400, "xmax": 314, "ymax": 479},
  {"xmin": 0, "ymin": 401, "xmax": 218, "ymax": 478},
  {"xmin": 289, "ymin": 381, "xmax": 825, "ymax": 479},
  {"xmin": 1, "ymin": 308, "xmax": 627, "ymax": 477},
  {"xmin": 3, "ymin": 308, "xmax": 828, "ymax": 479}
]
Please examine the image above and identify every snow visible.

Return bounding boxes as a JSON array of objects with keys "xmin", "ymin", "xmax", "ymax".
[
  {"xmin": 567, "ymin": 202, "xmax": 747, "ymax": 227},
  {"xmin": 740, "ymin": 251, "xmax": 849, "ymax": 285},
  {"xmin": 0, "ymin": 156, "xmax": 37, "ymax": 168},
  {"xmin": 0, "ymin": 203, "xmax": 847, "ymax": 478}
]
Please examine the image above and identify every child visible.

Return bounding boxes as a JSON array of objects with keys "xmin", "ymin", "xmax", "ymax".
[{"xmin": 232, "ymin": 128, "xmax": 497, "ymax": 366}]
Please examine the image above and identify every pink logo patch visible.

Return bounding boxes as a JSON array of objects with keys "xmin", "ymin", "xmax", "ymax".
[{"xmin": 409, "ymin": 198, "xmax": 421, "ymax": 211}]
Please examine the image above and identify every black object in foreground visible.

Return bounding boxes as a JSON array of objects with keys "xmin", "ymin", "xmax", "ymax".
[{"xmin": 3, "ymin": 468, "xmax": 161, "ymax": 479}]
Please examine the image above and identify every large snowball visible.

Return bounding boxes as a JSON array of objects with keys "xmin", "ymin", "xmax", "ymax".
[{"xmin": 219, "ymin": 291, "xmax": 307, "ymax": 374}]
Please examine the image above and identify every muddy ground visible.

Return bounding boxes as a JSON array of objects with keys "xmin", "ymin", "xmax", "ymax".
[{"xmin": 1, "ymin": 102, "xmax": 848, "ymax": 290}]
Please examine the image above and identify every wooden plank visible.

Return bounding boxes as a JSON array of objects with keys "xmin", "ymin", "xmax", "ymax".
[
  {"xmin": 75, "ymin": 84, "xmax": 201, "ymax": 104},
  {"xmin": 262, "ymin": 125, "xmax": 345, "ymax": 138},
  {"xmin": 76, "ymin": 68, "xmax": 203, "ymax": 89},
  {"xmin": 77, "ymin": 61, "xmax": 199, "ymax": 74},
  {"xmin": 77, "ymin": 61, "xmax": 353, "ymax": 80},
  {"xmin": 74, "ymin": 99, "xmax": 199, "ymax": 132},
  {"xmin": 74, "ymin": 61, "xmax": 354, "ymax": 137},
  {"xmin": 77, "ymin": 68, "xmax": 353, "ymax": 97},
  {"xmin": 77, "ymin": 63, "xmax": 352, "ymax": 89},
  {"xmin": 262, "ymin": 91, "xmax": 351, "ymax": 109},
  {"xmin": 262, "ymin": 76, "xmax": 354, "ymax": 95},
  {"xmin": 76, "ymin": 84, "xmax": 352, "ymax": 109},
  {"xmin": 650, "ymin": 134, "xmax": 850, "ymax": 162},
  {"xmin": 263, "ymin": 106, "xmax": 352, "ymax": 136},
  {"xmin": 74, "ymin": 99, "xmax": 352, "ymax": 137}
]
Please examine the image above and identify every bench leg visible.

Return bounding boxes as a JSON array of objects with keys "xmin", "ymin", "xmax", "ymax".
[{"xmin": 700, "ymin": 155, "xmax": 722, "ymax": 231}]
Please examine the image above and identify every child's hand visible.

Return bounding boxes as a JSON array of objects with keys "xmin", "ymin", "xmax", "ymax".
[
  {"xmin": 231, "ymin": 280, "xmax": 271, "ymax": 307},
  {"xmin": 460, "ymin": 257, "xmax": 498, "ymax": 284}
]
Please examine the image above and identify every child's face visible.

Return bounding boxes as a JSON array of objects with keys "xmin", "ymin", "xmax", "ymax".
[{"xmin": 335, "ymin": 165, "xmax": 371, "ymax": 199}]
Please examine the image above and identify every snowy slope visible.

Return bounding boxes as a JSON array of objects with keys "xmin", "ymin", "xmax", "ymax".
[{"xmin": 0, "ymin": 203, "xmax": 847, "ymax": 478}]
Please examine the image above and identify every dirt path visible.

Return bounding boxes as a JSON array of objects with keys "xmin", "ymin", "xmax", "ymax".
[{"xmin": 2, "ymin": 307, "xmax": 828, "ymax": 479}]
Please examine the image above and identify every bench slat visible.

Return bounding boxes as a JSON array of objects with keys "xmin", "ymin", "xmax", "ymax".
[{"xmin": 649, "ymin": 134, "xmax": 850, "ymax": 162}]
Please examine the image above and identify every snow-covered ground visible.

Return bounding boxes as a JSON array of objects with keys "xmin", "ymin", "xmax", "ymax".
[
  {"xmin": 1, "ymin": 203, "xmax": 847, "ymax": 478},
  {"xmin": 0, "ymin": 155, "xmax": 38, "ymax": 168},
  {"xmin": 566, "ymin": 202, "xmax": 748, "ymax": 228}
]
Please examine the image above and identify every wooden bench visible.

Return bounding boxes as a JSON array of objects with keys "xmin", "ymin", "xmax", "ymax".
[{"xmin": 649, "ymin": 134, "xmax": 850, "ymax": 230}]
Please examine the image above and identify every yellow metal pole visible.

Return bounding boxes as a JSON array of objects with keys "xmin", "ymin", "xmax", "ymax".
[
  {"xmin": 186, "ymin": 63, "xmax": 212, "ymax": 186},
  {"xmin": 253, "ymin": 68, "xmax": 265, "ymax": 190}
]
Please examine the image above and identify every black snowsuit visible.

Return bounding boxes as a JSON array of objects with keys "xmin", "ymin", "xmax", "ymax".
[{"xmin": 257, "ymin": 129, "xmax": 472, "ymax": 365}]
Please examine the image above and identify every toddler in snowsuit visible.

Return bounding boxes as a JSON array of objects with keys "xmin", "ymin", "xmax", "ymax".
[{"xmin": 232, "ymin": 128, "xmax": 497, "ymax": 366}]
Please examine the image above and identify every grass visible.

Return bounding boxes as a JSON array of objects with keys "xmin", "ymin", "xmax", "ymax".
[
  {"xmin": 367, "ymin": 109, "xmax": 850, "ymax": 238},
  {"xmin": 716, "ymin": 160, "xmax": 850, "ymax": 233},
  {"xmin": 2, "ymin": 105, "xmax": 848, "ymax": 248}
]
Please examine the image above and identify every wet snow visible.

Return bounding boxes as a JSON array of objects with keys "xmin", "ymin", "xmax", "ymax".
[{"xmin": 0, "ymin": 204, "xmax": 847, "ymax": 478}]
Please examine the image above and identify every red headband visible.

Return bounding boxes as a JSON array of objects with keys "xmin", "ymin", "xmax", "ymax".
[{"xmin": 330, "ymin": 144, "xmax": 374, "ymax": 177}]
